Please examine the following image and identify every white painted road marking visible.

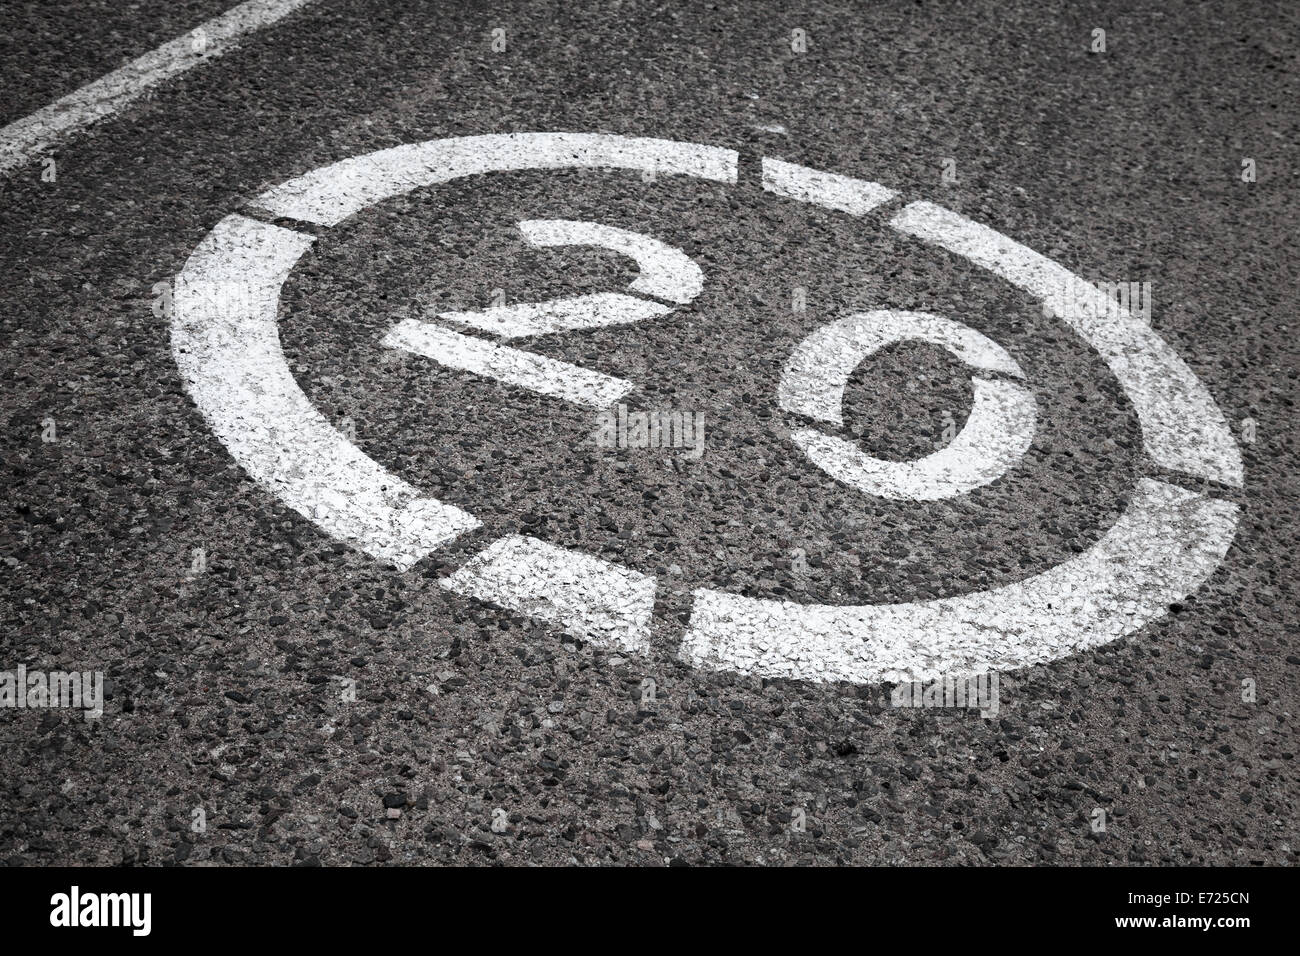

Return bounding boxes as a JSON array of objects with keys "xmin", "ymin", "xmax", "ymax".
[
  {"xmin": 791, "ymin": 377, "xmax": 1037, "ymax": 500},
  {"xmin": 384, "ymin": 318, "xmax": 634, "ymax": 408},
  {"xmin": 175, "ymin": 134, "xmax": 736, "ymax": 574},
  {"xmin": 172, "ymin": 133, "xmax": 1244, "ymax": 687},
  {"xmin": 779, "ymin": 310, "xmax": 1026, "ymax": 426},
  {"xmin": 438, "ymin": 292, "xmax": 672, "ymax": 339},
  {"xmin": 442, "ymin": 535, "xmax": 658, "ymax": 653},
  {"xmin": 0, "ymin": 0, "xmax": 318, "ymax": 175},
  {"xmin": 890, "ymin": 201, "xmax": 1244, "ymax": 488},
  {"xmin": 761, "ymin": 157, "xmax": 897, "ymax": 215},
  {"xmin": 170, "ymin": 214, "xmax": 480, "ymax": 571},
  {"xmin": 680, "ymin": 478, "xmax": 1239, "ymax": 684},
  {"xmin": 430, "ymin": 219, "xmax": 700, "ymax": 398},
  {"xmin": 780, "ymin": 310, "xmax": 1037, "ymax": 500},
  {"xmin": 517, "ymin": 219, "xmax": 704, "ymax": 304},
  {"xmin": 253, "ymin": 133, "xmax": 739, "ymax": 226}
]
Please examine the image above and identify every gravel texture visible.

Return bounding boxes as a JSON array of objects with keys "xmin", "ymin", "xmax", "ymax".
[{"xmin": 0, "ymin": 0, "xmax": 1296, "ymax": 866}]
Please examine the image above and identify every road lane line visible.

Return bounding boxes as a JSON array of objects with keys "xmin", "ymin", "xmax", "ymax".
[
  {"xmin": 0, "ymin": 0, "xmax": 318, "ymax": 175},
  {"xmin": 384, "ymin": 318, "xmax": 633, "ymax": 408}
]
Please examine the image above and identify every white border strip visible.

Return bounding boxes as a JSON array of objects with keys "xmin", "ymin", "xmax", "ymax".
[{"xmin": 0, "ymin": 0, "xmax": 318, "ymax": 174}]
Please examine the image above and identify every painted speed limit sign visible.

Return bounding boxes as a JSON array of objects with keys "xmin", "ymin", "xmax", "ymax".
[{"xmin": 171, "ymin": 132, "xmax": 1242, "ymax": 685}]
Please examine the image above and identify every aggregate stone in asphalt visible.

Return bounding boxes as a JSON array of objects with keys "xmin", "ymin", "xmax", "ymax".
[{"xmin": 0, "ymin": 0, "xmax": 1296, "ymax": 865}]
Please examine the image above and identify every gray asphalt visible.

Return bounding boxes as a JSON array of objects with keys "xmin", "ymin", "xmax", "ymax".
[{"xmin": 1, "ymin": 0, "xmax": 1297, "ymax": 865}]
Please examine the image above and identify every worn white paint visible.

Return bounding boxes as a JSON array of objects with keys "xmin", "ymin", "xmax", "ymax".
[
  {"xmin": 791, "ymin": 377, "xmax": 1037, "ymax": 500},
  {"xmin": 890, "ymin": 201, "xmax": 1243, "ymax": 488},
  {"xmin": 779, "ymin": 310, "xmax": 1037, "ymax": 499},
  {"xmin": 170, "ymin": 215, "xmax": 480, "ymax": 571},
  {"xmin": 680, "ymin": 479, "xmax": 1239, "ymax": 684},
  {"xmin": 437, "ymin": 292, "xmax": 671, "ymax": 339},
  {"xmin": 761, "ymin": 157, "xmax": 896, "ymax": 216},
  {"xmin": 384, "ymin": 318, "xmax": 633, "ymax": 408},
  {"xmin": 170, "ymin": 135, "xmax": 1244, "ymax": 688},
  {"xmin": 0, "ymin": 0, "xmax": 318, "ymax": 174},
  {"xmin": 517, "ymin": 219, "xmax": 704, "ymax": 304},
  {"xmin": 442, "ymin": 535, "xmax": 657, "ymax": 653},
  {"xmin": 779, "ymin": 310, "xmax": 1026, "ymax": 426},
  {"xmin": 254, "ymin": 133, "xmax": 739, "ymax": 226}
]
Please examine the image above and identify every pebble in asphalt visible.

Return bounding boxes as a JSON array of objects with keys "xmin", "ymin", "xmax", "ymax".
[{"xmin": 0, "ymin": 0, "xmax": 1296, "ymax": 865}]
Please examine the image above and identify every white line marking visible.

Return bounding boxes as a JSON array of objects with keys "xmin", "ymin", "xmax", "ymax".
[
  {"xmin": 438, "ymin": 292, "xmax": 672, "ymax": 339},
  {"xmin": 761, "ymin": 157, "xmax": 896, "ymax": 216},
  {"xmin": 0, "ymin": 0, "xmax": 318, "ymax": 175},
  {"xmin": 778, "ymin": 310, "xmax": 1025, "ymax": 426},
  {"xmin": 171, "ymin": 214, "xmax": 480, "ymax": 570},
  {"xmin": 890, "ymin": 201, "xmax": 1243, "ymax": 487},
  {"xmin": 792, "ymin": 377, "xmax": 1037, "ymax": 500},
  {"xmin": 384, "ymin": 318, "xmax": 633, "ymax": 408},
  {"xmin": 255, "ymin": 133, "xmax": 739, "ymax": 226},
  {"xmin": 517, "ymin": 219, "xmax": 704, "ymax": 304},
  {"xmin": 680, "ymin": 478, "xmax": 1239, "ymax": 684},
  {"xmin": 442, "ymin": 535, "xmax": 657, "ymax": 653}
]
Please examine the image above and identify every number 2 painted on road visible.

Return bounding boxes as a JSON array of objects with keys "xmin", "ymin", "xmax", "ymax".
[{"xmin": 384, "ymin": 218, "xmax": 701, "ymax": 407}]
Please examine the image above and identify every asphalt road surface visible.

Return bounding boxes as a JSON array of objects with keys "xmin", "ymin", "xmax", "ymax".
[{"xmin": 1, "ymin": 0, "xmax": 1297, "ymax": 867}]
